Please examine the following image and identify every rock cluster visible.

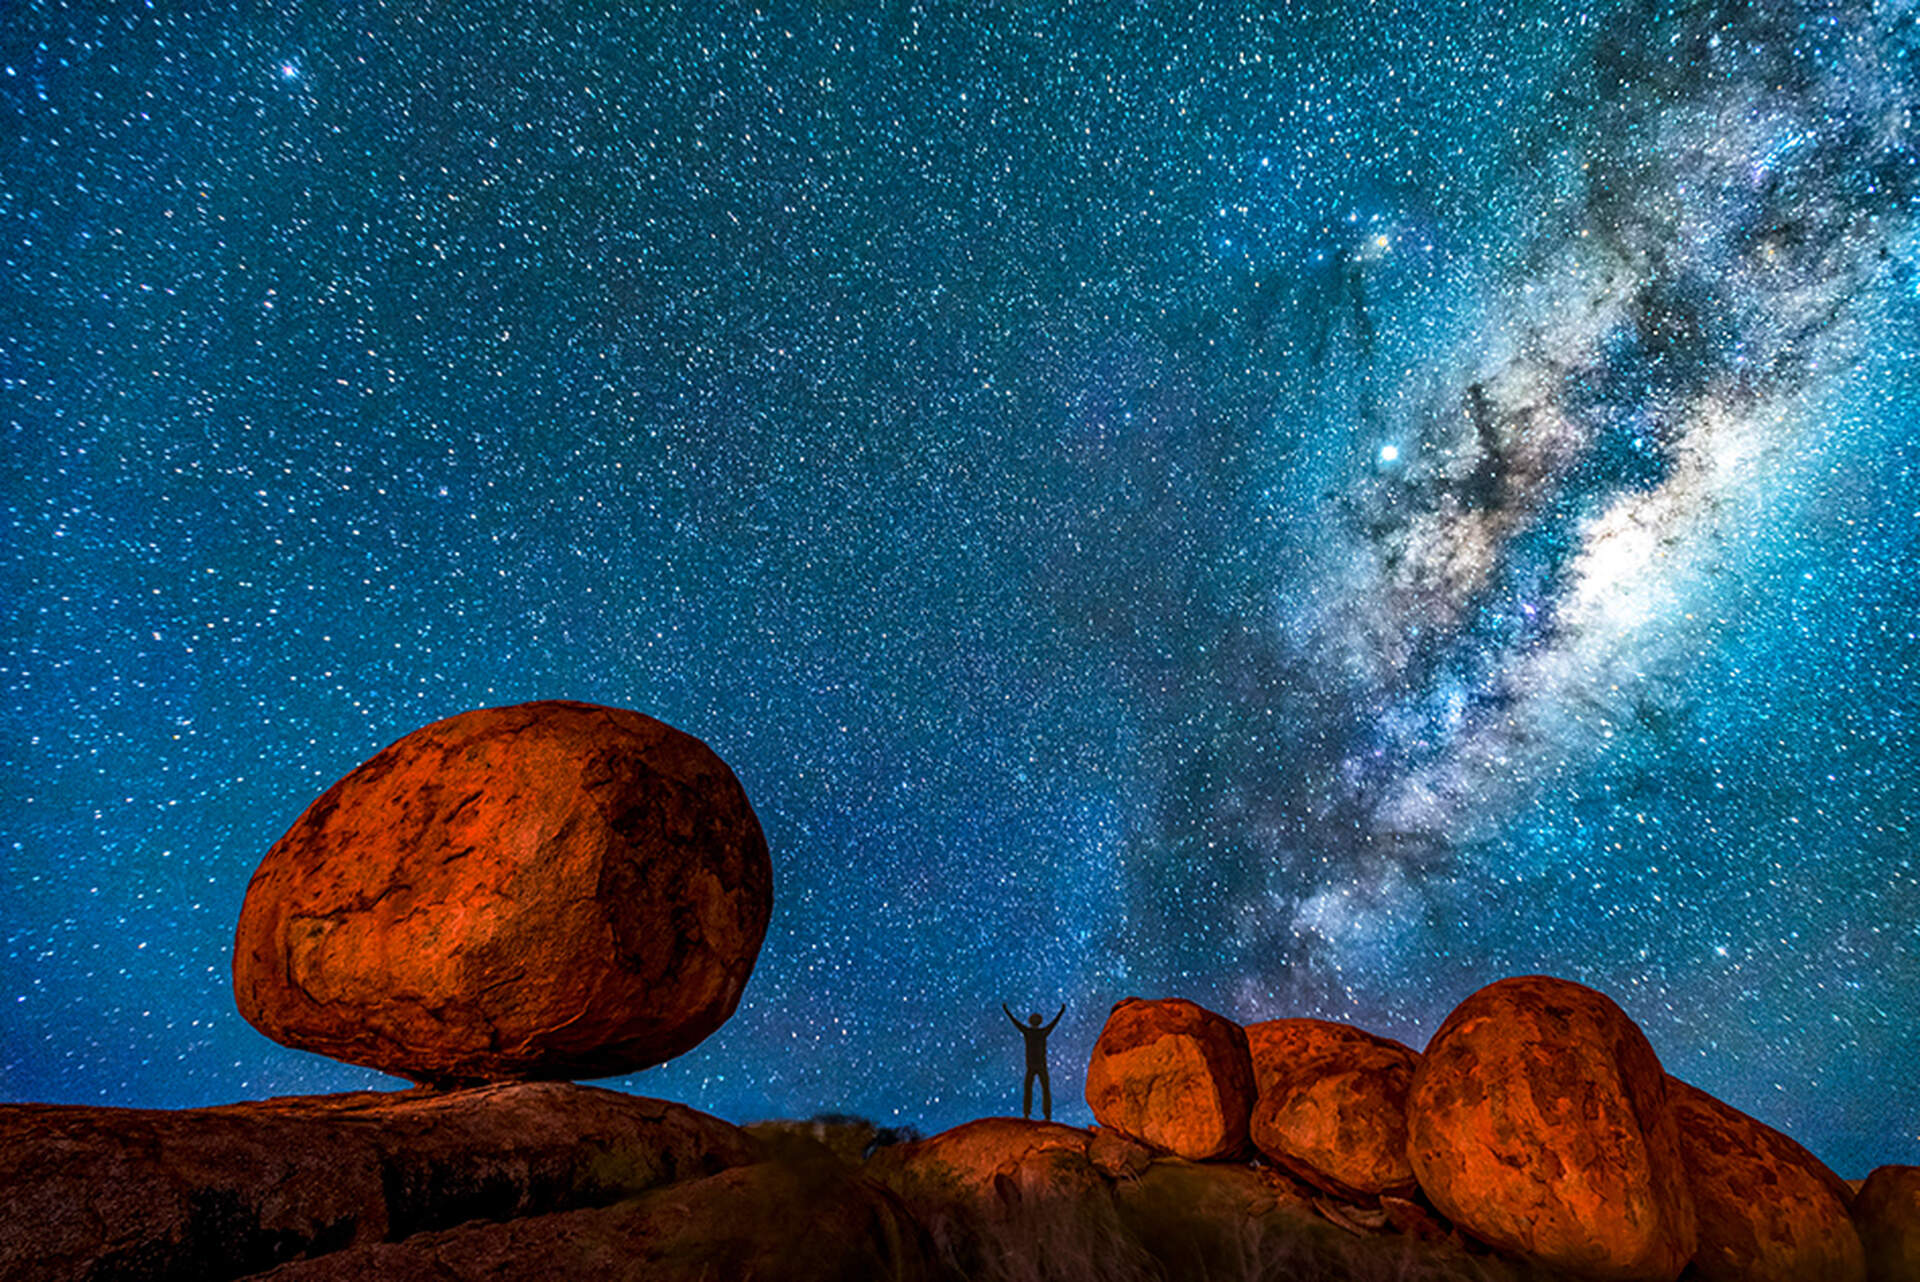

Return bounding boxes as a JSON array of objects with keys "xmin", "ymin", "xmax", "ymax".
[
  {"xmin": 1086, "ymin": 974, "xmax": 1889, "ymax": 1282},
  {"xmin": 232, "ymin": 700, "xmax": 772, "ymax": 1085},
  {"xmin": 10, "ymin": 705, "xmax": 1911, "ymax": 1281}
]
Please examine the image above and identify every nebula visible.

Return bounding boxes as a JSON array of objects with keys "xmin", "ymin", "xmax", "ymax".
[{"xmin": 1123, "ymin": 0, "xmax": 1918, "ymax": 1007}]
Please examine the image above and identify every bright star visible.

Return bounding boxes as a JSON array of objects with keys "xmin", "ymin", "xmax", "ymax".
[{"xmin": 1379, "ymin": 444, "xmax": 1400, "ymax": 464}]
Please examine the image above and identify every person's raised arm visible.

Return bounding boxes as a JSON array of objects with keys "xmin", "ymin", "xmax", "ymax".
[
  {"xmin": 1043, "ymin": 1004, "xmax": 1065, "ymax": 1033},
  {"xmin": 1002, "ymin": 1003, "xmax": 1023, "ymax": 1029}
]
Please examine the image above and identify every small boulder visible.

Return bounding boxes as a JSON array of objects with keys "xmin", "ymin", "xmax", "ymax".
[
  {"xmin": 1855, "ymin": 1165, "xmax": 1920, "ymax": 1282},
  {"xmin": 1084, "ymin": 998, "xmax": 1255, "ymax": 1161},
  {"xmin": 1668, "ymin": 1077, "xmax": 1864, "ymax": 1282},
  {"xmin": 1245, "ymin": 1018, "xmax": 1419, "ymax": 1199},
  {"xmin": 1406, "ymin": 974, "xmax": 1697, "ymax": 1281},
  {"xmin": 233, "ymin": 701, "xmax": 772, "ymax": 1084}
]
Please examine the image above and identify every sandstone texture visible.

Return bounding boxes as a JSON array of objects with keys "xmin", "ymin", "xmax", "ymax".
[
  {"xmin": 253, "ymin": 1156, "xmax": 944, "ymax": 1282},
  {"xmin": 1668, "ymin": 1077, "xmax": 1864, "ymax": 1282},
  {"xmin": 866, "ymin": 1117, "xmax": 1098, "ymax": 1207},
  {"xmin": 1083, "ymin": 997, "xmax": 1255, "ymax": 1160},
  {"xmin": 1854, "ymin": 1165, "xmax": 1920, "ymax": 1282},
  {"xmin": 1406, "ymin": 974, "xmax": 1698, "ymax": 1281},
  {"xmin": 0, "ymin": 1084, "xmax": 759, "ymax": 1282},
  {"xmin": 233, "ymin": 700, "xmax": 771, "ymax": 1084},
  {"xmin": 1245, "ymin": 1017, "xmax": 1419, "ymax": 1199}
]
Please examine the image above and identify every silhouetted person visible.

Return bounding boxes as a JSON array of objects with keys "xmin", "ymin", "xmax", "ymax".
[{"xmin": 1003, "ymin": 1002, "xmax": 1064, "ymax": 1121}]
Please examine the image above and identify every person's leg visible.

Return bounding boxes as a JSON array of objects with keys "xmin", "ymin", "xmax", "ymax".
[
  {"xmin": 1022, "ymin": 1069, "xmax": 1034, "ymax": 1119},
  {"xmin": 1040, "ymin": 1068, "xmax": 1052, "ymax": 1121}
]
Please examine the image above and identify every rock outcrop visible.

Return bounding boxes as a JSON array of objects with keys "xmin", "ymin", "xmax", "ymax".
[
  {"xmin": 232, "ymin": 701, "xmax": 772, "ymax": 1085},
  {"xmin": 1668, "ymin": 1077, "xmax": 1864, "ymax": 1282},
  {"xmin": 1083, "ymin": 997, "xmax": 1255, "ymax": 1161},
  {"xmin": 249, "ymin": 1155, "xmax": 944, "ymax": 1282},
  {"xmin": 866, "ymin": 1117, "xmax": 1100, "ymax": 1207},
  {"xmin": 0, "ymin": 1084, "xmax": 760, "ymax": 1282},
  {"xmin": 1406, "ymin": 974, "xmax": 1698, "ymax": 1281},
  {"xmin": 1854, "ymin": 1165, "xmax": 1920, "ymax": 1282},
  {"xmin": 1244, "ymin": 1017, "xmax": 1419, "ymax": 1200}
]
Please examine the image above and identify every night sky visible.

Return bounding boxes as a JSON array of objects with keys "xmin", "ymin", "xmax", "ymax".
[{"xmin": 7, "ymin": 0, "xmax": 1919, "ymax": 1178}]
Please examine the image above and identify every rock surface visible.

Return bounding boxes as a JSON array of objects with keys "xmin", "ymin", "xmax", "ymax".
[
  {"xmin": 866, "ymin": 1117, "xmax": 1097, "ymax": 1207},
  {"xmin": 1406, "ymin": 975, "xmax": 1698, "ymax": 1281},
  {"xmin": 1083, "ymin": 997, "xmax": 1255, "ymax": 1161},
  {"xmin": 252, "ymin": 1155, "xmax": 945, "ymax": 1282},
  {"xmin": 0, "ymin": 1083, "xmax": 759, "ymax": 1282},
  {"xmin": 233, "ymin": 700, "xmax": 771, "ymax": 1084},
  {"xmin": 1854, "ymin": 1165, "xmax": 1920, "ymax": 1282},
  {"xmin": 1245, "ymin": 1017, "xmax": 1419, "ymax": 1199},
  {"xmin": 1667, "ymin": 1077, "xmax": 1864, "ymax": 1282}
]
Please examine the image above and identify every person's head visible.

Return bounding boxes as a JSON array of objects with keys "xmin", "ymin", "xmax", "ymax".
[{"xmin": 1029, "ymin": 1013, "xmax": 1043, "ymax": 1026}]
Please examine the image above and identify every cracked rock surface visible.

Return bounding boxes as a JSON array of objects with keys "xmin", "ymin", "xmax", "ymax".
[
  {"xmin": 1245, "ymin": 1017, "xmax": 1420, "ymax": 1201},
  {"xmin": 232, "ymin": 700, "xmax": 771, "ymax": 1084},
  {"xmin": 1083, "ymin": 997, "xmax": 1255, "ymax": 1162},
  {"xmin": 1406, "ymin": 975, "xmax": 1698, "ymax": 1282}
]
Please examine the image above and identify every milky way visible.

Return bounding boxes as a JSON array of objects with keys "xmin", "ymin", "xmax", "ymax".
[{"xmin": 6, "ymin": 0, "xmax": 1919, "ymax": 1176}]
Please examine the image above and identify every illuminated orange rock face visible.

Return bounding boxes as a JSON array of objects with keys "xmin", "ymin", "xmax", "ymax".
[
  {"xmin": 868, "ymin": 1117, "xmax": 1099, "ymax": 1208},
  {"xmin": 233, "ymin": 701, "xmax": 771, "ymax": 1085},
  {"xmin": 1244, "ymin": 1018, "xmax": 1418, "ymax": 1200},
  {"xmin": 1854, "ymin": 1165, "xmax": 1920, "ymax": 1282},
  {"xmin": 1083, "ymin": 997, "xmax": 1254, "ymax": 1161},
  {"xmin": 1667, "ymin": 1078, "xmax": 1863, "ymax": 1282},
  {"xmin": 1406, "ymin": 975, "xmax": 1698, "ymax": 1281}
]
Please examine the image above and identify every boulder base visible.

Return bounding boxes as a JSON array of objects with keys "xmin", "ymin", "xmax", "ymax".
[
  {"xmin": 0, "ymin": 1084, "xmax": 759, "ymax": 1282},
  {"xmin": 1084, "ymin": 998, "xmax": 1255, "ymax": 1161},
  {"xmin": 252, "ymin": 1156, "xmax": 943, "ymax": 1282},
  {"xmin": 1854, "ymin": 1165, "xmax": 1920, "ymax": 1282},
  {"xmin": 1406, "ymin": 975, "xmax": 1697, "ymax": 1281},
  {"xmin": 1668, "ymin": 1078, "xmax": 1863, "ymax": 1282},
  {"xmin": 1245, "ymin": 1018, "xmax": 1419, "ymax": 1199},
  {"xmin": 233, "ymin": 700, "xmax": 771, "ymax": 1084}
]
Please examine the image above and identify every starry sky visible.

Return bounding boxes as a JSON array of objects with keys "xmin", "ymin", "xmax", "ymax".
[{"xmin": 6, "ymin": 0, "xmax": 1919, "ymax": 1177}]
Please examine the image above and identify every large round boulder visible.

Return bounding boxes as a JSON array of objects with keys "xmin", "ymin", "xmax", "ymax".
[
  {"xmin": 1406, "ymin": 975, "xmax": 1697, "ymax": 1281},
  {"xmin": 233, "ymin": 701, "xmax": 771, "ymax": 1084},
  {"xmin": 1245, "ymin": 1018, "xmax": 1418, "ymax": 1200},
  {"xmin": 1083, "ymin": 998, "xmax": 1254, "ymax": 1161},
  {"xmin": 1667, "ymin": 1078, "xmax": 1863, "ymax": 1282}
]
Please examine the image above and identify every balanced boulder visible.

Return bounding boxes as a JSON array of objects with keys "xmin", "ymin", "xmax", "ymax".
[
  {"xmin": 233, "ymin": 701, "xmax": 771, "ymax": 1084},
  {"xmin": 1245, "ymin": 1018, "xmax": 1419, "ymax": 1200},
  {"xmin": 1854, "ymin": 1165, "xmax": 1920, "ymax": 1282},
  {"xmin": 1666, "ymin": 1078, "xmax": 1863, "ymax": 1282},
  {"xmin": 1406, "ymin": 975, "xmax": 1697, "ymax": 1280},
  {"xmin": 1084, "ymin": 997, "xmax": 1254, "ymax": 1161}
]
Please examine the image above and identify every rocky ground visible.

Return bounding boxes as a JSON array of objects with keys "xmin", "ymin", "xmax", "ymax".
[{"xmin": 7, "ymin": 701, "xmax": 1915, "ymax": 1281}]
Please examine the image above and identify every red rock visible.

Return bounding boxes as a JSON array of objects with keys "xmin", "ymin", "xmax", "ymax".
[
  {"xmin": 233, "ymin": 701, "xmax": 771, "ymax": 1084},
  {"xmin": 1083, "ymin": 998, "xmax": 1255, "ymax": 1161},
  {"xmin": 1087, "ymin": 1126, "xmax": 1154, "ymax": 1180},
  {"xmin": 1668, "ymin": 1077, "xmax": 1864, "ymax": 1282},
  {"xmin": 251, "ymin": 1156, "xmax": 943, "ymax": 1282},
  {"xmin": 1245, "ymin": 1018, "xmax": 1419, "ymax": 1199},
  {"xmin": 1406, "ymin": 974, "xmax": 1698, "ymax": 1280},
  {"xmin": 866, "ymin": 1117, "xmax": 1099, "ymax": 1209},
  {"xmin": 1855, "ymin": 1165, "xmax": 1920, "ymax": 1282},
  {"xmin": 0, "ymin": 1084, "xmax": 759, "ymax": 1282}
]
